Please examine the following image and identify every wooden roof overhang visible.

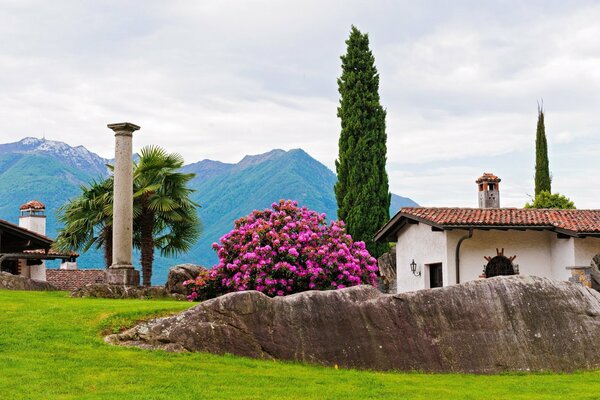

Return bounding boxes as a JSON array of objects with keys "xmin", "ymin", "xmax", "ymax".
[
  {"xmin": 0, "ymin": 253, "xmax": 77, "ymax": 265},
  {"xmin": 0, "ymin": 219, "xmax": 53, "ymax": 254}
]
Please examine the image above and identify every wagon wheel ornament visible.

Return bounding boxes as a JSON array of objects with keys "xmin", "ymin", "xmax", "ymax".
[{"xmin": 483, "ymin": 248, "xmax": 518, "ymax": 278}]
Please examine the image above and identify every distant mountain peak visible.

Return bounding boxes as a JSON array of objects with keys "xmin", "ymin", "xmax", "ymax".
[
  {"xmin": 236, "ymin": 149, "xmax": 287, "ymax": 169},
  {"xmin": 0, "ymin": 137, "xmax": 109, "ymax": 177},
  {"xmin": 20, "ymin": 137, "xmax": 44, "ymax": 146}
]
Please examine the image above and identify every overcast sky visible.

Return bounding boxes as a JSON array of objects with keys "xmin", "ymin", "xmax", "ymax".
[{"xmin": 2, "ymin": 1, "xmax": 600, "ymax": 208}]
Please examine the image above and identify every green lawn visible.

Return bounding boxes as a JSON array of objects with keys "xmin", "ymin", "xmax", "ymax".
[{"xmin": 1, "ymin": 290, "xmax": 599, "ymax": 400}]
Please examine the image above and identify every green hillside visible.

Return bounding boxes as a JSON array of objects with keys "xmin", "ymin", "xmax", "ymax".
[
  {"xmin": 178, "ymin": 149, "xmax": 339, "ymax": 266},
  {"xmin": 0, "ymin": 143, "xmax": 418, "ymax": 284}
]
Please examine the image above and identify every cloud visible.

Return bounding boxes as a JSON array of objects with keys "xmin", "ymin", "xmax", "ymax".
[{"xmin": 1, "ymin": 1, "xmax": 600, "ymax": 208}]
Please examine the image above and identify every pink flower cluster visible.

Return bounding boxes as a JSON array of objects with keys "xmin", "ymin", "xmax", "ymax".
[{"xmin": 186, "ymin": 200, "xmax": 378, "ymax": 299}]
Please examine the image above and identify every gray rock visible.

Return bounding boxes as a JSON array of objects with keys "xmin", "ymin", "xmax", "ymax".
[
  {"xmin": 165, "ymin": 264, "xmax": 208, "ymax": 295},
  {"xmin": 377, "ymin": 247, "xmax": 396, "ymax": 293},
  {"xmin": 107, "ymin": 276, "xmax": 600, "ymax": 373},
  {"xmin": 71, "ymin": 283, "xmax": 185, "ymax": 300},
  {"xmin": 590, "ymin": 254, "xmax": 600, "ymax": 291},
  {"xmin": 0, "ymin": 272, "xmax": 57, "ymax": 291}
]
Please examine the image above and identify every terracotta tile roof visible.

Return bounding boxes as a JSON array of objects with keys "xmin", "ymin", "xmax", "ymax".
[
  {"xmin": 476, "ymin": 173, "xmax": 500, "ymax": 183},
  {"xmin": 20, "ymin": 200, "xmax": 45, "ymax": 210},
  {"xmin": 375, "ymin": 207, "xmax": 600, "ymax": 242}
]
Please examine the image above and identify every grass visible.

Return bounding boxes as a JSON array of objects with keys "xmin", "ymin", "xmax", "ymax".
[{"xmin": 1, "ymin": 290, "xmax": 600, "ymax": 400}]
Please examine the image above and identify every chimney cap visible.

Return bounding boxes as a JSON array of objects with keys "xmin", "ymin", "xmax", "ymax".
[
  {"xmin": 20, "ymin": 200, "xmax": 46, "ymax": 210},
  {"xmin": 476, "ymin": 172, "xmax": 501, "ymax": 184}
]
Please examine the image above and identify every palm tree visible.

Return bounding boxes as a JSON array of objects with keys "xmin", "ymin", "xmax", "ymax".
[
  {"xmin": 133, "ymin": 146, "xmax": 201, "ymax": 286},
  {"xmin": 55, "ymin": 177, "xmax": 114, "ymax": 267},
  {"xmin": 56, "ymin": 146, "xmax": 201, "ymax": 285}
]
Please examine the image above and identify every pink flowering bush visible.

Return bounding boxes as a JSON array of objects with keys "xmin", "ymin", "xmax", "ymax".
[{"xmin": 185, "ymin": 200, "xmax": 378, "ymax": 300}]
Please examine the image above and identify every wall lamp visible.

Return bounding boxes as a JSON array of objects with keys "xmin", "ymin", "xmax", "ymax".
[{"xmin": 410, "ymin": 259, "xmax": 421, "ymax": 276}]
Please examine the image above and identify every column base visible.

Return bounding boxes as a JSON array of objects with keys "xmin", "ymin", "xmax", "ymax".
[{"xmin": 106, "ymin": 267, "xmax": 140, "ymax": 286}]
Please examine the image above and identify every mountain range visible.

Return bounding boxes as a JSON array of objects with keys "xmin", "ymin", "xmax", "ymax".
[{"xmin": 0, "ymin": 137, "xmax": 418, "ymax": 284}]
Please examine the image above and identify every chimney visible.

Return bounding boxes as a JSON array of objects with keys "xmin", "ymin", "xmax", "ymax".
[
  {"xmin": 19, "ymin": 200, "xmax": 46, "ymax": 235},
  {"xmin": 476, "ymin": 173, "xmax": 501, "ymax": 208}
]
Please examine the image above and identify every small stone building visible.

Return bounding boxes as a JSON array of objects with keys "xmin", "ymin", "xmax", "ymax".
[
  {"xmin": 0, "ymin": 200, "xmax": 104, "ymax": 290},
  {"xmin": 375, "ymin": 173, "xmax": 600, "ymax": 293}
]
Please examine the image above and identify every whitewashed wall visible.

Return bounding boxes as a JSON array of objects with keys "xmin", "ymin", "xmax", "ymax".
[
  {"xmin": 395, "ymin": 223, "xmax": 447, "ymax": 292},
  {"xmin": 19, "ymin": 216, "xmax": 46, "ymax": 236},
  {"xmin": 395, "ymin": 225, "xmax": 600, "ymax": 293},
  {"xmin": 29, "ymin": 263, "xmax": 46, "ymax": 281},
  {"xmin": 574, "ymin": 237, "xmax": 600, "ymax": 266},
  {"xmin": 451, "ymin": 230, "xmax": 553, "ymax": 283},
  {"xmin": 550, "ymin": 237, "xmax": 574, "ymax": 281}
]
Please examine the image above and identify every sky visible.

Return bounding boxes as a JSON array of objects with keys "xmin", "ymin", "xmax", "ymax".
[{"xmin": 2, "ymin": 1, "xmax": 600, "ymax": 208}]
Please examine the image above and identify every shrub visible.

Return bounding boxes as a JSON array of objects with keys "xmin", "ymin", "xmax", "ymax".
[
  {"xmin": 524, "ymin": 191, "xmax": 575, "ymax": 209},
  {"xmin": 185, "ymin": 200, "xmax": 378, "ymax": 300}
]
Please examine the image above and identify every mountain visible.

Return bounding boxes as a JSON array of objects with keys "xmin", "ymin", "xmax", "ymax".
[
  {"xmin": 0, "ymin": 137, "xmax": 110, "ymax": 177},
  {"xmin": 0, "ymin": 138, "xmax": 418, "ymax": 284}
]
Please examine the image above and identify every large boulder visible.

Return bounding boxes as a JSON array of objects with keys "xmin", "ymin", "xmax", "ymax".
[
  {"xmin": 0, "ymin": 272, "xmax": 57, "ymax": 291},
  {"xmin": 107, "ymin": 276, "xmax": 600, "ymax": 373},
  {"xmin": 165, "ymin": 264, "xmax": 208, "ymax": 295}
]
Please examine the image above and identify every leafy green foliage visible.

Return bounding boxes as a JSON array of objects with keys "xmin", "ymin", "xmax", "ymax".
[
  {"xmin": 535, "ymin": 105, "xmax": 552, "ymax": 195},
  {"xmin": 335, "ymin": 26, "xmax": 390, "ymax": 258},
  {"xmin": 2, "ymin": 290, "xmax": 600, "ymax": 399},
  {"xmin": 525, "ymin": 191, "xmax": 575, "ymax": 209},
  {"xmin": 133, "ymin": 145, "xmax": 202, "ymax": 286}
]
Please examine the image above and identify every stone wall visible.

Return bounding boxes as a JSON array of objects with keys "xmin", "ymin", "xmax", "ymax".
[
  {"xmin": 46, "ymin": 269, "xmax": 105, "ymax": 291},
  {"xmin": 567, "ymin": 266, "xmax": 592, "ymax": 288},
  {"xmin": 0, "ymin": 272, "xmax": 57, "ymax": 291}
]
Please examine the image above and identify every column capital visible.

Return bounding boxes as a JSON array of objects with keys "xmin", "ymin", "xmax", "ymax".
[{"xmin": 107, "ymin": 122, "xmax": 140, "ymax": 135}]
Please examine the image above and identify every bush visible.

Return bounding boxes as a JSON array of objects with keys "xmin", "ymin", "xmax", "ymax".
[
  {"xmin": 524, "ymin": 191, "xmax": 576, "ymax": 209},
  {"xmin": 185, "ymin": 200, "xmax": 378, "ymax": 300}
]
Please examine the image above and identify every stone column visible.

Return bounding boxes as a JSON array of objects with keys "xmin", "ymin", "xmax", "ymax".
[{"xmin": 105, "ymin": 122, "xmax": 140, "ymax": 286}]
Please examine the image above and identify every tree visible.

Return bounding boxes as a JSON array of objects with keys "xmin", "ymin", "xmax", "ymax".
[
  {"xmin": 525, "ymin": 191, "xmax": 575, "ymax": 209},
  {"xmin": 334, "ymin": 26, "xmax": 390, "ymax": 258},
  {"xmin": 56, "ymin": 146, "xmax": 201, "ymax": 285},
  {"xmin": 55, "ymin": 178, "xmax": 114, "ymax": 268},
  {"xmin": 133, "ymin": 146, "xmax": 202, "ymax": 286},
  {"xmin": 535, "ymin": 103, "xmax": 551, "ymax": 195}
]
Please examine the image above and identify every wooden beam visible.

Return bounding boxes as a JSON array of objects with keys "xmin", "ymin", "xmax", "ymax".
[
  {"xmin": 557, "ymin": 233, "xmax": 571, "ymax": 239},
  {"xmin": 431, "ymin": 226, "xmax": 443, "ymax": 232}
]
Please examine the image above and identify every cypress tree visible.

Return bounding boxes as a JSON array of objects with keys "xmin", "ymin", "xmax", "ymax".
[
  {"xmin": 334, "ymin": 26, "xmax": 390, "ymax": 258},
  {"xmin": 534, "ymin": 103, "xmax": 551, "ymax": 195}
]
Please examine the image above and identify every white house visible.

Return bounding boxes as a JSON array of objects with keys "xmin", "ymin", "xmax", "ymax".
[{"xmin": 375, "ymin": 173, "xmax": 600, "ymax": 293}]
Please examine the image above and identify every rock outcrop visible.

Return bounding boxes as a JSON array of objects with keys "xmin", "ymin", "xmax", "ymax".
[
  {"xmin": 71, "ymin": 283, "xmax": 184, "ymax": 300},
  {"xmin": 107, "ymin": 276, "xmax": 600, "ymax": 373},
  {"xmin": 165, "ymin": 264, "xmax": 207, "ymax": 295},
  {"xmin": 0, "ymin": 272, "xmax": 57, "ymax": 291},
  {"xmin": 590, "ymin": 254, "xmax": 600, "ymax": 291},
  {"xmin": 377, "ymin": 247, "xmax": 396, "ymax": 293}
]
